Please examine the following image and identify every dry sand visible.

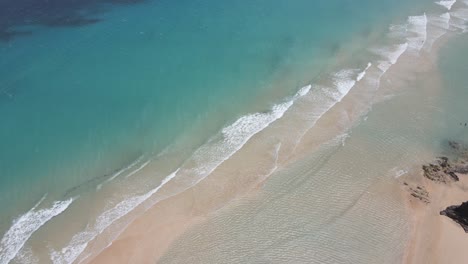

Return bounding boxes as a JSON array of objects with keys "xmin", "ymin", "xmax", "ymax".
[{"xmin": 403, "ymin": 172, "xmax": 468, "ymax": 264}]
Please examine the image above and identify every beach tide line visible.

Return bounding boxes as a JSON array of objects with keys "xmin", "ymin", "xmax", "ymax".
[
  {"xmin": 436, "ymin": 0, "xmax": 457, "ymax": 10},
  {"xmin": 50, "ymin": 84, "xmax": 313, "ymax": 264},
  {"xmin": 96, "ymin": 155, "xmax": 146, "ymax": 190},
  {"xmin": 292, "ymin": 63, "xmax": 372, "ymax": 152},
  {"xmin": 0, "ymin": 196, "xmax": 74, "ymax": 264},
  {"xmin": 50, "ymin": 169, "xmax": 179, "ymax": 264},
  {"xmin": 407, "ymin": 13, "xmax": 428, "ymax": 52}
]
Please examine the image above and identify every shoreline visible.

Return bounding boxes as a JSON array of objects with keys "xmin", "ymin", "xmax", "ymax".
[
  {"xmin": 83, "ymin": 7, "xmax": 468, "ymax": 264},
  {"xmin": 402, "ymin": 164, "xmax": 468, "ymax": 264},
  {"xmin": 11, "ymin": 2, "xmax": 466, "ymax": 263}
]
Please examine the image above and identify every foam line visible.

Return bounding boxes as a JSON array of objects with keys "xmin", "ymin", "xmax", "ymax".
[
  {"xmin": 372, "ymin": 43, "xmax": 408, "ymax": 74},
  {"xmin": 425, "ymin": 13, "xmax": 451, "ymax": 51},
  {"xmin": 357, "ymin": 63, "xmax": 372, "ymax": 81},
  {"xmin": 97, "ymin": 156, "xmax": 146, "ymax": 190},
  {"xmin": 436, "ymin": 0, "xmax": 457, "ymax": 10},
  {"xmin": 51, "ymin": 85, "xmax": 313, "ymax": 263},
  {"xmin": 292, "ymin": 65, "xmax": 371, "ymax": 152},
  {"xmin": 0, "ymin": 197, "xmax": 74, "ymax": 264},
  {"xmin": 51, "ymin": 170, "xmax": 178, "ymax": 264},
  {"xmin": 182, "ymin": 85, "xmax": 311, "ymax": 184},
  {"xmin": 407, "ymin": 14, "xmax": 428, "ymax": 52},
  {"xmin": 125, "ymin": 160, "xmax": 151, "ymax": 178}
]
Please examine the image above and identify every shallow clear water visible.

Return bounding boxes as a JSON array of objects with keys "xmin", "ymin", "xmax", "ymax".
[
  {"xmin": 0, "ymin": 0, "xmax": 424, "ymax": 217},
  {"xmin": 1, "ymin": 0, "xmax": 467, "ymax": 263},
  {"xmin": 159, "ymin": 13, "xmax": 468, "ymax": 264}
]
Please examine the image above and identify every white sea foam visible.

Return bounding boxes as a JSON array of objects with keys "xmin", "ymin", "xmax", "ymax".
[
  {"xmin": 388, "ymin": 24, "xmax": 408, "ymax": 40},
  {"xmin": 51, "ymin": 170, "xmax": 178, "ymax": 264},
  {"xmin": 436, "ymin": 0, "xmax": 457, "ymax": 10},
  {"xmin": 425, "ymin": 13, "xmax": 451, "ymax": 51},
  {"xmin": 390, "ymin": 167, "xmax": 409, "ymax": 178},
  {"xmin": 261, "ymin": 142, "xmax": 283, "ymax": 182},
  {"xmin": 371, "ymin": 43, "xmax": 408, "ymax": 73},
  {"xmin": 407, "ymin": 14, "xmax": 428, "ymax": 52},
  {"xmin": 333, "ymin": 69, "xmax": 357, "ymax": 96},
  {"xmin": 97, "ymin": 156, "xmax": 145, "ymax": 190},
  {"xmin": 292, "ymin": 65, "xmax": 370, "ymax": 152},
  {"xmin": 449, "ymin": 15, "xmax": 468, "ymax": 31},
  {"xmin": 125, "ymin": 160, "xmax": 151, "ymax": 178},
  {"xmin": 450, "ymin": 8, "xmax": 468, "ymax": 32},
  {"xmin": 0, "ymin": 196, "xmax": 74, "ymax": 264},
  {"xmin": 432, "ymin": 13, "xmax": 451, "ymax": 30},
  {"xmin": 357, "ymin": 63, "xmax": 372, "ymax": 82},
  {"xmin": 451, "ymin": 7, "xmax": 468, "ymax": 20},
  {"xmin": 13, "ymin": 246, "xmax": 39, "ymax": 264},
  {"xmin": 395, "ymin": 170, "xmax": 408, "ymax": 178},
  {"xmin": 51, "ymin": 85, "xmax": 313, "ymax": 263},
  {"xmin": 297, "ymin": 84, "xmax": 312, "ymax": 97},
  {"xmin": 186, "ymin": 85, "xmax": 310, "ymax": 181}
]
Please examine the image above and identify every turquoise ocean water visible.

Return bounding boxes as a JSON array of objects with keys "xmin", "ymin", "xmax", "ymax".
[{"xmin": 0, "ymin": 0, "xmax": 467, "ymax": 263}]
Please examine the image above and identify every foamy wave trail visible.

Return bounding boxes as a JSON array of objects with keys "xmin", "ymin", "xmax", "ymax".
[
  {"xmin": 97, "ymin": 156, "xmax": 145, "ymax": 190},
  {"xmin": 261, "ymin": 142, "xmax": 282, "ymax": 182},
  {"xmin": 387, "ymin": 24, "xmax": 409, "ymax": 40},
  {"xmin": 407, "ymin": 14, "xmax": 428, "ymax": 52},
  {"xmin": 125, "ymin": 160, "xmax": 151, "ymax": 178},
  {"xmin": 425, "ymin": 13, "xmax": 451, "ymax": 51},
  {"xmin": 450, "ymin": 7, "xmax": 468, "ymax": 32},
  {"xmin": 292, "ymin": 64, "xmax": 371, "ymax": 150},
  {"xmin": 357, "ymin": 63, "xmax": 372, "ymax": 82},
  {"xmin": 451, "ymin": 6, "xmax": 468, "ymax": 20},
  {"xmin": 371, "ymin": 43, "xmax": 408, "ymax": 74},
  {"xmin": 178, "ymin": 85, "xmax": 311, "ymax": 184},
  {"xmin": 51, "ymin": 86, "xmax": 312, "ymax": 263},
  {"xmin": 436, "ymin": 0, "xmax": 457, "ymax": 10},
  {"xmin": 0, "ymin": 196, "xmax": 74, "ymax": 264},
  {"xmin": 14, "ymin": 246, "xmax": 39, "ymax": 264},
  {"xmin": 51, "ymin": 170, "xmax": 178, "ymax": 264}
]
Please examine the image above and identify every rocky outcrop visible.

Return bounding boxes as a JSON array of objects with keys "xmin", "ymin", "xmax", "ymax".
[
  {"xmin": 422, "ymin": 157, "xmax": 460, "ymax": 183},
  {"xmin": 403, "ymin": 182, "xmax": 430, "ymax": 203},
  {"xmin": 421, "ymin": 140, "xmax": 468, "ymax": 183},
  {"xmin": 410, "ymin": 185, "xmax": 429, "ymax": 204},
  {"xmin": 441, "ymin": 202, "xmax": 468, "ymax": 233},
  {"xmin": 448, "ymin": 140, "xmax": 468, "ymax": 159}
]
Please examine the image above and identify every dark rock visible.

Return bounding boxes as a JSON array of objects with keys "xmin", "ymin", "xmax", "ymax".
[
  {"xmin": 422, "ymin": 155, "xmax": 468, "ymax": 183},
  {"xmin": 407, "ymin": 185, "xmax": 430, "ymax": 204},
  {"xmin": 441, "ymin": 202, "xmax": 468, "ymax": 233},
  {"xmin": 423, "ymin": 157, "xmax": 460, "ymax": 183},
  {"xmin": 448, "ymin": 171, "xmax": 460, "ymax": 181},
  {"xmin": 448, "ymin": 140, "xmax": 462, "ymax": 151},
  {"xmin": 447, "ymin": 140, "xmax": 468, "ymax": 159}
]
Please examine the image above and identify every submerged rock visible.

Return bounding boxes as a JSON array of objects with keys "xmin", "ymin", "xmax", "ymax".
[
  {"xmin": 422, "ymin": 140, "xmax": 468, "ymax": 183},
  {"xmin": 422, "ymin": 157, "xmax": 459, "ymax": 183},
  {"xmin": 441, "ymin": 202, "xmax": 468, "ymax": 233},
  {"xmin": 447, "ymin": 140, "xmax": 468, "ymax": 160}
]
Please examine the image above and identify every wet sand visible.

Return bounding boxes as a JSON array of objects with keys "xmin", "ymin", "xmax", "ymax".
[
  {"xmin": 80, "ymin": 11, "xmax": 468, "ymax": 264},
  {"xmin": 403, "ymin": 171, "xmax": 468, "ymax": 264}
]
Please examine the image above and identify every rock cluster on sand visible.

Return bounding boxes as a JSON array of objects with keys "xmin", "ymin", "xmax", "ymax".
[
  {"xmin": 422, "ymin": 157, "xmax": 459, "ymax": 183},
  {"xmin": 430, "ymin": 141, "xmax": 468, "ymax": 232},
  {"xmin": 440, "ymin": 202, "xmax": 468, "ymax": 233},
  {"xmin": 407, "ymin": 184, "xmax": 430, "ymax": 204},
  {"xmin": 422, "ymin": 141, "xmax": 468, "ymax": 183}
]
